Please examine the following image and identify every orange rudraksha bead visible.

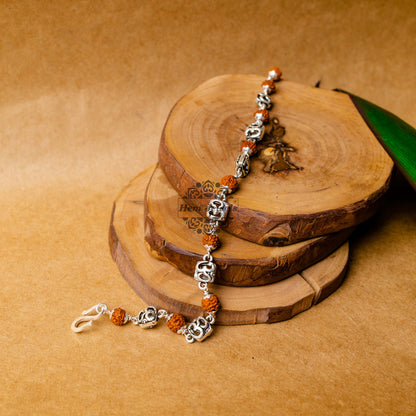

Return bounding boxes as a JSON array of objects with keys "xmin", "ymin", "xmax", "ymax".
[
  {"xmin": 167, "ymin": 313, "xmax": 186, "ymax": 333},
  {"xmin": 220, "ymin": 175, "xmax": 238, "ymax": 193},
  {"xmin": 268, "ymin": 67, "xmax": 282, "ymax": 81},
  {"xmin": 261, "ymin": 79, "xmax": 276, "ymax": 93},
  {"xmin": 202, "ymin": 233, "xmax": 221, "ymax": 250},
  {"xmin": 202, "ymin": 294, "xmax": 221, "ymax": 312},
  {"xmin": 110, "ymin": 307, "xmax": 126, "ymax": 326},
  {"xmin": 254, "ymin": 109, "xmax": 269, "ymax": 123},
  {"xmin": 240, "ymin": 140, "xmax": 257, "ymax": 155}
]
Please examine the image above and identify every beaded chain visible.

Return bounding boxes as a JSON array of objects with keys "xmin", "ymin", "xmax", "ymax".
[{"xmin": 71, "ymin": 67, "xmax": 282, "ymax": 343}]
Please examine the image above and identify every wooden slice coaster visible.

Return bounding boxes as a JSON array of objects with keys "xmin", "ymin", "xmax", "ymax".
[
  {"xmin": 159, "ymin": 74, "xmax": 393, "ymax": 245},
  {"xmin": 145, "ymin": 164, "xmax": 353, "ymax": 287},
  {"xmin": 109, "ymin": 167, "xmax": 350, "ymax": 325}
]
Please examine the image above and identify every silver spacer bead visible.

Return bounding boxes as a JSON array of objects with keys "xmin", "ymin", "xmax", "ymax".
[
  {"xmin": 205, "ymin": 313, "xmax": 216, "ymax": 324},
  {"xmin": 198, "ymin": 281, "xmax": 209, "ymax": 291},
  {"xmin": 209, "ymin": 219, "xmax": 219, "ymax": 234},
  {"xmin": 235, "ymin": 153, "xmax": 250, "ymax": 178},
  {"xmin": 256, "ymin": 93, "xmax": 272, "ymax": 110},
  {"xmin": 157, "ymin": 309, "xmax": 170, "ymax": 320},
  {"xmin": 217, "ymin": 189, "xmax": 228, "ymax": 200},
  {"xmin": 263, "ymin": 85, "xmax": 271, "ymax": 95}
]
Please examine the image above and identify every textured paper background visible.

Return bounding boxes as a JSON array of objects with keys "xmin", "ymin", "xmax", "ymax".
[{"xmin": 0, "ymin": 1, "xmax": 415, "ymax": 415}]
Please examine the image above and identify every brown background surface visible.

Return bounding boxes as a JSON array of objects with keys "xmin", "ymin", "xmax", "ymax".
[{"xmin": 0, "ymin": 1, "xmax": 415, "ymax": 415}]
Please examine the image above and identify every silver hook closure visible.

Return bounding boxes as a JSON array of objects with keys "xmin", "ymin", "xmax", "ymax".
[{"xmin": 71, "ymin": 303, "xmax": 108, "ymax": 333}]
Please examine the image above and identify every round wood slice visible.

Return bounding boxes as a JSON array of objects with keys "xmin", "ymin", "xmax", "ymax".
[
  {"xmin": 145, "ymin": 164, "xmax": 353, "ymax": 287},
  {"xmin": 159, "ymin": 74, "xmax": 393, "ymax": 246},
  {"xmin": 109, "ymin": 166, "xmax": 350, "ymax": 325}
]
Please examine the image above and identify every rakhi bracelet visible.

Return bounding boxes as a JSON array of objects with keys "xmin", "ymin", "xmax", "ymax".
[{"xmin": 71, "ymin": 67, "xmax": 283, "ymax": 343}]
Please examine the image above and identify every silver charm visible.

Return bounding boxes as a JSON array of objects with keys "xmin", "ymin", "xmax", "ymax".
[
  {"xmin": 185, "ymin": 316, "xmax": 213, "ymax": 343},
  {"xmin": 216, "ymin": 189, "xmax": 227, "ymax": 201},
  {"xmin": 209, "ymin": 219, "xmax": 219, "ymax": 234},
  {"xmin": 256, "ymin": 93, "xmax": 272, "ymax": 110},
  {"xmin": 245, "ymin": 122, "xmax": 265, "ymax": 142},
  {"xmin": 194, "ymin": 254, "xmax": 216, "ymax": 283},
  {"xmin": 206, "ymin": 198, "xmax": 229, "ymax": 222},
  {"xmin": 263, "ymin": 85, "xmax": 271, "ymax": 95},
  {"xmin": 137, "ymin": 306, "xmax": 159, "ymax": 328},
  {"xmin": 235, "ymin": 153, "xmax": 250, "ymax": 178}
]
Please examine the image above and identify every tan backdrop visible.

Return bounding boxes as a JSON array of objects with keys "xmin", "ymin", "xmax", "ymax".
[{"xmin": 1, "ymin": 1, "xmax": 415, "ymax": 415}]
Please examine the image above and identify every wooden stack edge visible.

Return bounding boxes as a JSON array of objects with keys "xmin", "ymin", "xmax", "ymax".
[
  {"xmin": 159, "ymin": 136, "xmax": 390, "ymax": 246},
  {"xmin": 109, "ymin": 167, "xmax": 350, "ymax": 326},
  {"xmin": 144, "ymin": 164, "xmax": 353, "ymax": 287}
]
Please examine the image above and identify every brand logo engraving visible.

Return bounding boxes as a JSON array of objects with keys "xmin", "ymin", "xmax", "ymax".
[{"xmin": 178, "ymin": 181, "xmax": 237, "ymax": 233}]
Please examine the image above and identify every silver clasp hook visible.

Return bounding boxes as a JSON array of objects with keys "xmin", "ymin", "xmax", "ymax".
[{"xmin": 71, "ymin": 303, "xmax": 109, "ymax": 333}]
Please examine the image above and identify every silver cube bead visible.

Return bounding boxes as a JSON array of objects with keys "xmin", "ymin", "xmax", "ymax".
[
  {"xmin": 206, "ymin": 198, "xmax": 229, "ymax": 222},
  {"xmin": 185, "ymin": 316, "xmax": 213, "ymax": 343},
  {"xmin": 235, "ymin": 153, "xmax": 250, "ymax": 178},
  {"xmin": 245, "ymin": 122, "xmax": 265, "ymax": 142},
  {"xmin": 194, "ymin": 258, "xmax": 216, "ymax": 283},
  {"xmin": 137, "ymin": 306, "xmax": 159, "ymax": 328}
]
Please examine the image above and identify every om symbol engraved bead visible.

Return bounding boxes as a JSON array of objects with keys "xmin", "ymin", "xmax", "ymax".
[
  {"xmin": 185, "ymin": 316, "xmax": 213, "ymax": 343},
  {"xmin": 235, "ymin": 153, "xmax": 250, "ymax": 178},
  {"xmin": 245, "ymin": 122, "xmax": 265, "ymax": 142},
  {"xmin": 137, "ymin": 306, "xmax": 159, "ymax": 328},
  {"xmin": 206, "ymin": 198, "xmax": 229, "ymax": 222},
  {"xmin": 256, "ymin": 93, "xmax": 272, "ymax": 110},
  {"xmin": 194, "ymin": 255, "xmax": 216, "ymax": 283}
]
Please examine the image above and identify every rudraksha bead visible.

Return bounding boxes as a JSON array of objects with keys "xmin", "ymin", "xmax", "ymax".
[
  {"xmin": 240, "ymin": 140, "xmax": 257, "ymax": 155},
  {"xmin": 166, "ymin": 313, "xmax": 186, "ymax": 333},
  {"xmin": 201, "ymin": 294, "xmax": 221, "ymax": 312},
  {"xmin": 110, "ymin": 308, "xmax": 126, "ymax": 326},
  {"xmin": 254, "ymin": 109, "xmax": 269, "ymax": 123},
  {"xmin": 268, "ymin": 67, "xmax": 282, "ymax": 81},
  {"xmin": 220, "ymin": 175, "xmax": 238, "ymax": 193},
  {"xmin": 202, "ymin": 233, "xmax": 221, "ymax": 250},
  {"xmin": 261, "ymin": 79, "xmax": 276, "ymax": 93}
]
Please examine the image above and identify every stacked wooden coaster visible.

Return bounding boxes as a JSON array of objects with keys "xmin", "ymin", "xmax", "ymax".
[{"xmin": 110, "ymin": 74, "xmax": 393, "ymax": 325}]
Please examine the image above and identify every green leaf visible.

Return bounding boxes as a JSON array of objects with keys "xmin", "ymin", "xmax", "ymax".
[{"xmin": 335, "ymin": 89, "xmax": 416, "ymax": 191}]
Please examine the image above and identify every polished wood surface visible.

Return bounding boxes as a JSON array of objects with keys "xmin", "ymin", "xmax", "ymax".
[{"xmin": 159, "ymin": 75, "xmax": 393, "ymax": 245}]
